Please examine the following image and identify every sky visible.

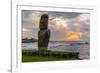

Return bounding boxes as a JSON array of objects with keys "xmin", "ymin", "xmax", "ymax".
[{"xmin": 22, "ymin": 10, "xmax": 90, "ymax": 42}]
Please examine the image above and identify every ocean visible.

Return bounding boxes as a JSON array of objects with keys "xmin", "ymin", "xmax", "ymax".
[{"xmin": 22, "ymin": 41, "xmax": 90, "ymax": 59}]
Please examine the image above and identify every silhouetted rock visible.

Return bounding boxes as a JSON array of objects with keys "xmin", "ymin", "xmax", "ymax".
[{"xmin": 38, "ymin": 14, "xmax": 50, "ymax": 51}]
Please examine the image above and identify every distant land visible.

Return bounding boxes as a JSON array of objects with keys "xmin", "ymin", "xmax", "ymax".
[{"xmin": 22, "ymin": 38, "xmax": 37, "ymax": 43}]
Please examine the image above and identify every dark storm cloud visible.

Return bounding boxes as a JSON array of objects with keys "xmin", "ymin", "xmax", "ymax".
[{"xmin": 48, "ymin": 12, "xmax": 82, "ymax": 19}]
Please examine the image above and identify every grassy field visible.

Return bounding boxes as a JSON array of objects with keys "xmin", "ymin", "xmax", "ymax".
[
  {"xmin": 22, "ymin": 50, "xmax": 80, "ymax": 62},
  {"xmin": 22, "ymin": 56, "xmax": 79, "ymax": 62}
]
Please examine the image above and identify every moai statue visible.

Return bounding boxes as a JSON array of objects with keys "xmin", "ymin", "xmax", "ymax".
[{"xmin": 38, "ymin": 14, "xmax": 50, "ymax": 51}]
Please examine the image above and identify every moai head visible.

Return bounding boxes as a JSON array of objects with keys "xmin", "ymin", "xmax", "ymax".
[{"xmin": 39, "ymin": 14, "xmax": 48, "ymax": 30}]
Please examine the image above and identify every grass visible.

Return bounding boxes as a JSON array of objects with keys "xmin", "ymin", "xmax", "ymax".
[
  {"xmin": 22, "ymin": 56, "xmax": 79, "ymax": 62},
  {"xmin": 22, "ymin": 50, "xmax": 80, "ymax": 62}
]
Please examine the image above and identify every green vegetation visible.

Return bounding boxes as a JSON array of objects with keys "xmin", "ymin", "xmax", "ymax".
[
  {"xmin": 22, "ymin": 50, "xmax": 80, "ymax": 62},
  {"xmin": 22, "ymin": 56, "xmax": 79, "ymax": 62}
]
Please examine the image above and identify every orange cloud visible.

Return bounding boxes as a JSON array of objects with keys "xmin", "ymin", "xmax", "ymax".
[{"xmin": 65, "ymin": 31, "xmax": 83, "ymax": 41}]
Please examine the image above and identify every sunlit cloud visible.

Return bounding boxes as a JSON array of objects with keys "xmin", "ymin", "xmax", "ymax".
[
  {"xmin": 50, "ymin": 17, "xmax": 70, "ymax": 30},
  {"xmin": 22, "ymin": 28, "xmax": 29, "ymax": 32},
  {"xmin": 65, "ymin": 31, "xmax": 83, "ymax": 41},
  {"xmin": 78, "ymin": 14, "xmax": 90, "ymax": 22},
  {"xmin": 22, "ymin": 28, "xmax": 29, "ymax": 38}
]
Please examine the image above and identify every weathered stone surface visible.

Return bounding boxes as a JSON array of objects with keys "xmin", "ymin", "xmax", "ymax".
[
  {"xmin": 39, "ymin": 14, "xmax": 48, "ymax": 30},
  {"xmin": 38, "ymin": 14, "xmax": 50, "ymax": 51}
]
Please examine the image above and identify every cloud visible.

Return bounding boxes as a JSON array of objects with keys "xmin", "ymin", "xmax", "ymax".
[
  {"xmin": 48, "ymin": 13, "xmax": 90, "ymax": 41},
  {"xmin": 49, "ymin": 17, "xmax": 70, "ymax": 30},
  {"xmin": 22, "ymin": 11, "xmax": 48, "ymax": 38},
  {"xmin": 78, "ymin": 14, "xmax": 90, "ymax": 22},
  {"xmin": 22, "ymin": 10, "xmax": 90, "ymax": 41}
]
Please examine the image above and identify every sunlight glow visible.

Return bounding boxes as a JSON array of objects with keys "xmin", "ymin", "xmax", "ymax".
[{"xmin": 65, "ymin": 31, "xmax": 83, "ymax": 41}]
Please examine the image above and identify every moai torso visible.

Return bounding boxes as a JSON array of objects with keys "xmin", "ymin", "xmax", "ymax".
[{"xmin": 38, "ymin": 14, "xmax": 50, "ymax": 51}]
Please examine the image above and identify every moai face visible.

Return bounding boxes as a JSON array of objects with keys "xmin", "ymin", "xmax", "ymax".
[{"xmin": 39, "ymin": 14, "xmax": 48, "ymax": 30}]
